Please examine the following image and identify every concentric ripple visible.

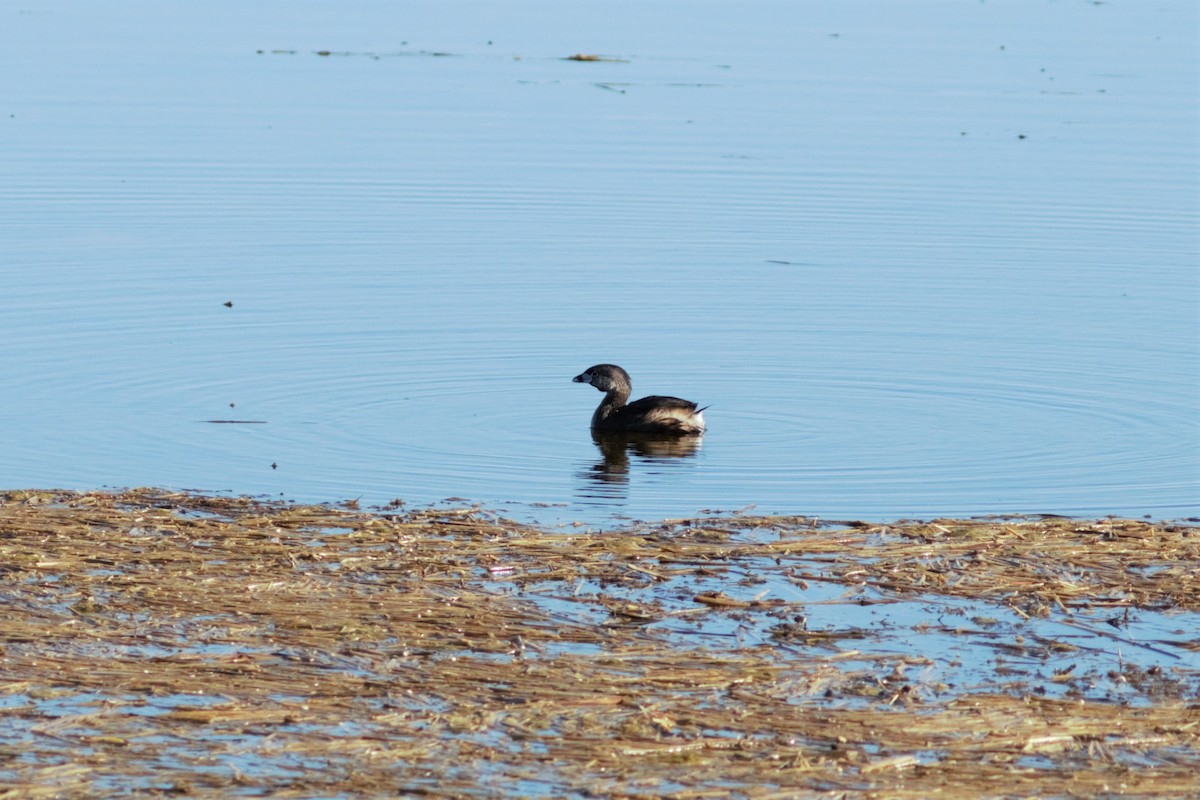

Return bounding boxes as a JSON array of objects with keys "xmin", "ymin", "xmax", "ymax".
[{"xmin": 1, "ymin": 0, "xmax": 1195, "ymax": 523}]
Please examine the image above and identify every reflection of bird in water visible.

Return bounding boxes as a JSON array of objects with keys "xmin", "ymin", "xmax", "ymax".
[
  {"xmin": 594, "ymin": 431, "xmax": 704, "ymax": 460},
  {"xmin": 582, "ymin": 430, "xmax": 704, "ymax": 491},
  {"xmin": 572, "ymin": 364, "xmax": 707, "ymax": 435}
]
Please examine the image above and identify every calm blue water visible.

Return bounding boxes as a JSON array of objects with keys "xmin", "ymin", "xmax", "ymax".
[{"xmin": 2, "ymin": 1, "xmax": 1197, "ymax": 523}]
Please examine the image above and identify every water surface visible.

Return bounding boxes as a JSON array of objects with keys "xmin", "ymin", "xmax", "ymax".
[{"xmin": 2, "ymin": 1, "xmax": 1197, "ymax": 523}]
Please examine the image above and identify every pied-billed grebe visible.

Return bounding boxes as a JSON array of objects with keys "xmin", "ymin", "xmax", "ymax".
[{"xmin": 572, "ymin": 364, "xmax": 706, "ymax": 435}]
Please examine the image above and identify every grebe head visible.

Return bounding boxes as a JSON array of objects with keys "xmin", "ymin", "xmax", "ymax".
[{"xmin": 572, "ymin": 364, "xmax": 631, "ymax": 393}]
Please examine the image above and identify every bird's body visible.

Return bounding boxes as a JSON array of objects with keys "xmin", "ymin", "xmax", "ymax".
[{"xmin": 572, "ymin": 364, "xmax": 706, "ymax": 435}]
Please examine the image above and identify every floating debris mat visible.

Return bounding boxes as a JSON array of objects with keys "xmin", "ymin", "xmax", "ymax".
[{"xmin": 0, "ymin": 489, "xmax": 1196, "ymax": 797}]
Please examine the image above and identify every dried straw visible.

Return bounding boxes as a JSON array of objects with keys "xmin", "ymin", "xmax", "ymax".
[{"xmin": 0, "ymin": 490, "xmax": 1195, "ymax": 797}]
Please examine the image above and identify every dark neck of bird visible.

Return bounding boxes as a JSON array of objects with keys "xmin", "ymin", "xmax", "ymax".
[{"xmin": 601, "ymin": 387, "xmax": 629, "ymax": 409}]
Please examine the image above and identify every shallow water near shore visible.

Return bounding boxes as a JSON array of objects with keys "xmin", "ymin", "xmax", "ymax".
[
  {"xmin": 1, "ymin": 1, "xmax": 1197, "ymax": 523},
  {"xmin": 2, "ymin": 490, "xmax": 1196, "ymax": 797}
]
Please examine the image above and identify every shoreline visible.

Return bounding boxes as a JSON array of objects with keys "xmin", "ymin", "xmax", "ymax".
[{"xmin": 2, "ymin": 488, "xmax": 1197, "ymax": 797}]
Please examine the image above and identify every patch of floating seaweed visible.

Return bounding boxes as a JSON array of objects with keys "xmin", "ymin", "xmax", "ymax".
[{"xmin": 0, "ymin": 489, "xmax": 1196, "ymax": 797}]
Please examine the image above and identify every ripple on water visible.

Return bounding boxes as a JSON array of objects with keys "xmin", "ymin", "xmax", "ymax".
[{"xmin": 1, "ymin": 0, "xmax": 1195, "ymax": 522}]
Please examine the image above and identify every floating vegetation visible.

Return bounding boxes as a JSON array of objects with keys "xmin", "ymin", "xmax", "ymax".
[
  {"xmin": 313, "ymin": 48, "xmax": 458, "ymax": 58},
  {"xmin": 563, "ymin": 53, "xmax": 629, "ymax": 63},
  {"xmin": 0, "ymin": 489, "xmax": 1196, "ymax": 797},
  {"xmin": 256, "ymin": 48, "xmax": 459, "ymax": 59}
]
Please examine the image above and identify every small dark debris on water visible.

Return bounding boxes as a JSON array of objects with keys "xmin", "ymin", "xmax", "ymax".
[
  {"xmin": 564, "ymin": 53, "xmax": 628, "ymax": 63},
  {"xmin": 271, "ymin": 462, "xmax": 278, "ymax": 470},
  {"xmin": 223, "ymin": 301, "xmax": 233, "ymax": 308},
  {"xmin": 314, "ymin": 49, "xmax": 455, "ymax": 59},
  {"xmin": 204, "ymin": 420, "xmax": 267, "ymax": 424}
]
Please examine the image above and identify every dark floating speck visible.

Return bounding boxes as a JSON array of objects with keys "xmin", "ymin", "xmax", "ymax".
[{"xmin": 564, "ymin": 53, "xmax": 628, "ymax": 63}]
